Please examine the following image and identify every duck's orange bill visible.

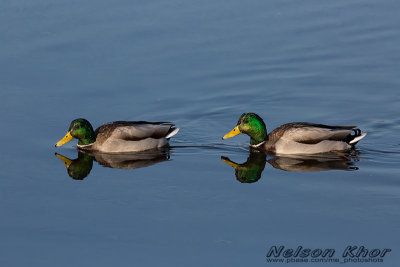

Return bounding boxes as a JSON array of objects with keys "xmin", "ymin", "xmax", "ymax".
[
  {"xmin": 222, "ymin": 126, "xmax": 241, "ymax": 139},
  {"xmin": 55, "ymin": 131, "xmax": 74, "ymax": 147}
]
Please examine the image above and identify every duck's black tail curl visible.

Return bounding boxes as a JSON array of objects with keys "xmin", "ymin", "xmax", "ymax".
[{"xmin": 344, "ymin": 128, "xmax": 366, "ymax": 146}]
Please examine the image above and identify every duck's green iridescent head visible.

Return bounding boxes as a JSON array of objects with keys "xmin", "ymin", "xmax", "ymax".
[
  {"xmin": 222, "ymin": 113, "xmax": 267, "ymax": 145},
  {"xmin": 55, "ymin": 118, "xmax": 96, "ymax": 147}
]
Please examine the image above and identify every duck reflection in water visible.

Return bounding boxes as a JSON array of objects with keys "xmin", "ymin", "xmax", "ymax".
[
  {"xmin": 221, "ymin": 150, "xmax": 359, "ymax": 183},
  {"xmin": 55, "ymin": 148, "xmax": 170, "ymax": 180},
  {"xmin": 56, "ymin": 152, "xmax": 93, "ymax": 180},
  {"xmin": 221, "ymin": 152, "xmax": 267, "ymax": 183}
]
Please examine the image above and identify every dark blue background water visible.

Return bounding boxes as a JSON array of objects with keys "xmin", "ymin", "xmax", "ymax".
[{"xmin": 1, "ymin": 0, "xmax": 399, "ymax": 266}]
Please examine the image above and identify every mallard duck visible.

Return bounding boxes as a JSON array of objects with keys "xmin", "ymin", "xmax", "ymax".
[
  {"xmin": 222, "ymin": 113, "xmax": 366, "ymax": 155},
  {"xmin": 55, "ymin": 118, "xmax": 179, "ymax": 153}
]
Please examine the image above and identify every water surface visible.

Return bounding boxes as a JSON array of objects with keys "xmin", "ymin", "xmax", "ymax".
[{"xmin": 1, "ymin": 0, "xmax": 400, "ymax": 266}]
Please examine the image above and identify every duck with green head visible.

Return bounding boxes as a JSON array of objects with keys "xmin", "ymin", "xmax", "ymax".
[
  {"xmin": 222, "ymin": 113, "xmax": 366, "ymax": 155},
  {"xmin": 55, "ymin": 118, "xmax": 179, "ymax": 153}
]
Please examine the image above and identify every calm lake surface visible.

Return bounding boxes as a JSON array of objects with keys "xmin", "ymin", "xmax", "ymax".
[{"xmin": 1, "ymin": 0, "xmax": 400, "ymax": 266}]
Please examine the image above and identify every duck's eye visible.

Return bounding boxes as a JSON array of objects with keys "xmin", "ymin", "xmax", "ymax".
[{"xmin": 242, "ymin": 118, "xmax": 249, "ymax": 124}]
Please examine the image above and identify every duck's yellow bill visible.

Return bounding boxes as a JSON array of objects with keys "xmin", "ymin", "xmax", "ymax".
[
  {"xmin": 222, "ymin": 126, "xmax": 241, "ymax": 139},
  {"xmin": 55, "ymin": 153, "xmax": 73, "ymax": 168},
  {"xmin": 55, "ymin": 131, "xmax": 74, "ymax": 147}
]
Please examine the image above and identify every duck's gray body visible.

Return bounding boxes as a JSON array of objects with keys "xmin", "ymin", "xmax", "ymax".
[
  {"xmin": 78, "ymin": 121, "xmax": 179, "ymax": 153},
  {"xmin": 252, "ymin": 122, "xmax": 366, "ymax": 155}
]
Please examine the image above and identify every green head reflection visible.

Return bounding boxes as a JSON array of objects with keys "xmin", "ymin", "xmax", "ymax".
[
  {"xmin": 55, "ymin": 152, "xmax": 93, "ymax": 180},
  {"xmin": 221, "ymin": 152, "xmax": 267, "ymax": 183}
]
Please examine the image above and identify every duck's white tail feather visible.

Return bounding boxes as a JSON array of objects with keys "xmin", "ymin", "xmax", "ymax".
[
  {"xmin": 350, "ymin": 133, "xmax": 366, "ymax": 144},
  {"xmin": 166, "ymin": 128, "xmax": 179, "ymax": 139}
]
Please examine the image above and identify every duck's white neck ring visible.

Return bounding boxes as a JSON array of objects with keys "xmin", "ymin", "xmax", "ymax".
[{"xmin": 251, "ymin": 141, "xmax": 266, "ymax": 148}]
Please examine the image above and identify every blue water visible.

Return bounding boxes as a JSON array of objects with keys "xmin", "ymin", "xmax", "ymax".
[{"xmin": 1, "ymin": 0, "xmax": 400, "ymax": 266}]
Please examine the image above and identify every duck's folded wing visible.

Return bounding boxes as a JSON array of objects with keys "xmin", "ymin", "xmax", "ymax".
[
  {"xmin": 96, "ymin": 121, "xmax": 175, "ymax": 144},
  {"xmin": 277, "ymin": 123, "xmax": 355, "ymax": 144}
]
